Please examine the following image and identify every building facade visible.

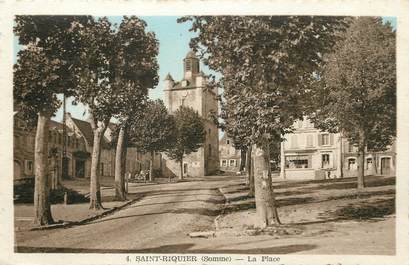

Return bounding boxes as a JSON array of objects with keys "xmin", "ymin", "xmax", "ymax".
[
  {"xmin": 14, "ymin": 112, "xmax": 159, "ymax": 185},
  {"xmin": 14, "ymin": 113, "xmax": 88, "ymax": 186},
  {"xmin": 219, "ymin": 134, "xmax": 242, "ymax": 173},
  {"xmin": 280, "ymin": 117, "xmax": 342, "ymax": 180},
  {"xmin": 162, "ymin": 51, "xmax": 219, "ymax": 178},
  {"xmin": 341, "ymin": 138, "xmax": 396, "ymax": 178},
  {"xmin": 280, "ymin": 117, "xmax": 396, "ymax": 180}
]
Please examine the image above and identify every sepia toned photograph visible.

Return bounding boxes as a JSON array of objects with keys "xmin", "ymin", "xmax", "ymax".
[{"xmin": 10, "ymin": 13, "xmax": 398, "ymax": 258}]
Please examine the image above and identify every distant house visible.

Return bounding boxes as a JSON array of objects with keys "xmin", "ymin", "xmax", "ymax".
[
  {"xmin": 280, "ymin": 117, "xmax": 342, "ymax": 180},
  {"xmin": 280, "ymin": 117, "xmax": 396, "ymax": 180},
  {"xmin": 219, "ymin": 134, "xmax": 242, "ymax": 173},
  {"xmin": 13, "ymin": 112, "xmax": 161, "ymax": 185},
  {"xmin": 14, "ymin": 112, "xmax": 88, "ymax": 186},
  {"xmin": 341, "ymin": 138, "xmax": 396, "ymax": 178}
]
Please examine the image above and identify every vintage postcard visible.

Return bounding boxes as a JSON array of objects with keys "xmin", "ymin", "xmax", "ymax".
[{"xmin": 0, "ymin": 0, "xmax": 408, "ymax": 265}]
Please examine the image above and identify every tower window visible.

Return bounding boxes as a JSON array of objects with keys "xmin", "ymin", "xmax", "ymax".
[{"xmin": 185, "ymin": 59, "xmax": 191, "ymax": 71}]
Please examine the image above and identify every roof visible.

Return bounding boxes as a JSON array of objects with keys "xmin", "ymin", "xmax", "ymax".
[
  {"xmin": 70, "ymin": 117, "xmax": 94, "ymax": 146},
  {"xmin": 164, "ymin": 73, "xmax": 174, "ymax": 81},
  {"xmin": 70, "ymin": 117, "xmax": 113, "ymax": 147},
  {"xmin": 185, "ymin": 50, "xmax": 197, "ymax": 59}
]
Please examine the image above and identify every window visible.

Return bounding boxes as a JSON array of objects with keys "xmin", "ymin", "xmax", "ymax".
[
  {"xmin": 306, "ymin": 134, "xmax": 313, "ymax": 147},
  {"xmin": 290, "ymin": 135, "xmax": 298, "ymax": 149},
  {"xmin": 185, "ymin": 59, "xmax": 191, "ymax": 71},
  {"xmin": 285, "ymin": 155, "xmax": 310, "ymax": 169},
  {"xmin": 366, "ymin": 158, "xmax": 373, "ymax": 170},
  {"xmin": 321, "ymin": 134, "xmax": 330, "ymax": 145},
  {"xmin": 100, "ymin": 163, "xmax": 104, "ymax": 176},
  {"xmin": 221, "ymin": 160, "xmax": 227, "ymax": 167},
  {"xmin": 348, "ymin": 143, "xmax": 354, "ymax": 153},
  {"xmin": 348, "ymin": 158, "xmax": 357, "ymax": 170},
  {"xmin": 208, "ymin": 144, "xmax": 212, "ymax": 156},
  {"xmin": 322, "ymin": 154, "xmax": 330, "ymax": 168},
  {"xmin": 25, "ymin": 160, "xmax": 33, "ymax": 174},
  {"xmin": 229, "ymin": 159, "xmax": 235, "ymax": 167},
  {"xmin": 227, "ymin": 140, "xmax": 230, "ymax": 145}
]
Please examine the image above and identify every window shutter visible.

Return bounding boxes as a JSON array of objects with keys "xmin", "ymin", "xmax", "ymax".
[
  {"xmin": 330, "ymin": 134, "xmax": 334, "ymax": 145},
  {"xmin": 317, "ymin": 134, "xmax": 322, "ymax": 146}
]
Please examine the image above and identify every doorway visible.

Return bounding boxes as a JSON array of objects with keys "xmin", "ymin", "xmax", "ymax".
[
  {"xmin": 381, "ymin": 157, "xmax": 391, "ymax": 175},
  {"xmin": 183, "ymin": 163, "xmax": 188, "ymax": 177},
  {"xmin": 75, "ymin": 159, "xmax": 85, "ymax": 178}
]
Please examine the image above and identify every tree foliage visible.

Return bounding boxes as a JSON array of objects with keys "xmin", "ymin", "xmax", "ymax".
[
  {"xmin": 309, "ymin": 17, "xmax": 396, "ymax": 151},
  {"xmin": 307, "ymin": 17, "xmax": 396, "ymax": 188},
  {"xmin": 131, "ymin": 99, "xmax": 176, "ymax": 154},
  {"xmin": 180, "ymin": 16, "xmax": 347, "ymax": 144},
  {"xmin": 166, "ymin": 106, "xmax": 205, "ymax": 178}
]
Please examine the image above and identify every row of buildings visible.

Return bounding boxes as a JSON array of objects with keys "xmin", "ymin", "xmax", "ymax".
[
  {"xmin": 219, "ymin": 116, "xmax": 396, "ymax": 180},
  {"xmin": 14, "ymin": 112, "xmax": 162, "ymax": 185}
]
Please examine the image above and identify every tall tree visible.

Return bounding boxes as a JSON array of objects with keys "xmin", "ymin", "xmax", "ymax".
[
  {"xmin": 166, "ymin": 106, "xmax": 205, "ymax": 180},
  {"xmin": 308, "ymin": 17, "xmax": 396, "ymax": 189},
  {"xmin": 180, "ymin": 16, "xmax": 346, "ymax": 227},
  {"xmin": 73, "ymin": 17, "xmax": 124, "ymax": 210},
  {"xmin": 112, "ymin": 16, "xmax": 159, "ymax": 200},
  {"xmin": 14, "ymin": 16, "xmax": 86, "ymax": 225},
  {"xmin": 131, "ymin": 99, "xmax": 176, "ymax": 182}
]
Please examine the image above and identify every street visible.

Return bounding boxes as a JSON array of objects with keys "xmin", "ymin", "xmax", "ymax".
[
  {"xmin": 15, "ymin": 175, "xmax": 395, "ymax": 255},
  {"xmin": 15, "ymin": 176, "xmax": 239, "ymax": 253}
]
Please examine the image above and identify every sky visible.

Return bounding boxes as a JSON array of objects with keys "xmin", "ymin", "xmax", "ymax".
[{"xmin": 13, "ymin": 16, "xmax": 397, "ymax": 124}]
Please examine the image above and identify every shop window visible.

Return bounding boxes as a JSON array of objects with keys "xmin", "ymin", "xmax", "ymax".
[
  {"xmin": 229, "ymin": 159, "xmax": 235, "ymax": 167},
  {"xmin": 285, "ymin": 155, "xmax": 310, "ymax": 169},
  {"xmin": 221, "ymin": 160, "xmax": 227, "ymax": 167}
]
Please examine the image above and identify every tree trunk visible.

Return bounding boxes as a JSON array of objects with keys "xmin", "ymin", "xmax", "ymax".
[
  {"xmin": 89, "ymin": 128, "xmax": 105, "ymax": 210},
  {"xmin": 114, "ymin": 126, "xmax": 127, "ymax": 201},
  {"xmin": 357, "ymin": 129, "xmax": 366, "ymax": 189},
  {"xmin": 240, "ymin": 148, "xmax": 247, "ymax": 172},
  {"xmin": 357, "ymin": 147, "xmax": 366, "ymax": 189},
  {"xmin": 33, "ymin": 112, "xmax": 54, "ymax": 226},
  {"xmin": 179, "ymin": 158, "xmax": 183, "ymax": 180},
  {"xmin": 149, "ymin": 151, "xmax": 154, "ymax": 182},
  {"xmin": 246, "ymin": 147, "xmax": 255, "ymax": 197},
  {"xmin": 253, "ymin": 138, "xmax": 281, "ymax": 228}
]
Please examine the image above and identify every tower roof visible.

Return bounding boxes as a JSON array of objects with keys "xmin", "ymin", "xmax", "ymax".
[
  {"xmin": 164, "ymin": 73, "xmax": 174, "ymax": 81},
  {"xmin": 185, "ymin": 50, "xmax": 197, "ymax": 59}
]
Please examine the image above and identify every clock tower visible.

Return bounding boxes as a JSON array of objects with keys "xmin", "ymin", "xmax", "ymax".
[{"xmin": 163, "ymin": 50, "xmax": 219, "ymax": 178}]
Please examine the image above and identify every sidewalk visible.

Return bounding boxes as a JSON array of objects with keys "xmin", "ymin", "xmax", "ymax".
[{"xmin": 14, "ymin": 177, "xmax": 141, "ymax": 231}]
